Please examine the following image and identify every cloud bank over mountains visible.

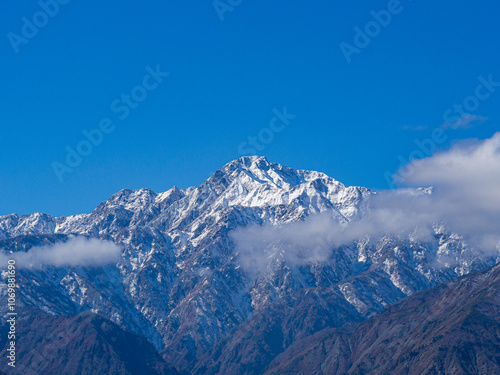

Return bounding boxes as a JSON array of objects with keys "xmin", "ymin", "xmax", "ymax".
[
  {"xmin": 233, "ymin": 133, "xmax": 500, "ymax": 270},
  {"xmin": 400, "ymin": 132, "xmax": 500, "ymax": 250}
]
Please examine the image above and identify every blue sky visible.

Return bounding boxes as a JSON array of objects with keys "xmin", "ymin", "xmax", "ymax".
[{"xmin": 1, "ymin": 0, "xmax": 499, "ymax": 216}]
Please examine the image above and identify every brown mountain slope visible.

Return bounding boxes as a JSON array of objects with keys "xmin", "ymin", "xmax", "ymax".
[
  {"xmin": 192, "ymin": 285, "xmax": 366, "ymax": 375},
  {"xmin": 0, "ymin": 307, "xmax": 178, "ymax": 375},
  {"xmin": 266, "ymin": 263, "xmax": 500, "ymax": 375}
]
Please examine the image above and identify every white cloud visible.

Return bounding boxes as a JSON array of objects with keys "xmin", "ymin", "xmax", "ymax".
[
  {"xmin": 396, "ymin": 132, "xmax": 500, "ymax": 250},
  {"xmin": 232, "ymin": 133, "xmax": 500, "ymax": 272},
  {"xmin": 0, "ymin": 237, "xmax": 122, "ymax": 269},
  {"xmin": 232, "ymin": 192, "xmax": 437, "ymax": 274}
]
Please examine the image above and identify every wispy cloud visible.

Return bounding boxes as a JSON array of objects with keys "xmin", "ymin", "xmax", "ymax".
[
  {"xmin": 441, "ymin": 113, "xmax": 488, "ymax": 130},
  {"xmin": 0, "ymin": 237, "xmax": 122, "ymax": 269},
  {"xmin": 401, "ymin": 125, "xmax": 428, "ymax": 131}
]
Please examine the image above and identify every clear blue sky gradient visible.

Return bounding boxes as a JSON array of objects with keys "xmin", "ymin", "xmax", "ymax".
[{"xmin": 1, "ymin": 0, "xmax": 499, "ymax": 216}]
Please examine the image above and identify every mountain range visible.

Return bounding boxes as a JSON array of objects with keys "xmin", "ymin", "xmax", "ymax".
[{"xmin": 0, "ymin": 156, "xmax": 498, "ymax": 374}]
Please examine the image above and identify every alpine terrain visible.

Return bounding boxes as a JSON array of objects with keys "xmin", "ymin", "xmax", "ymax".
[{"xmin": 0, "ymin": 156, "xmax": 498, "ymax": 374}]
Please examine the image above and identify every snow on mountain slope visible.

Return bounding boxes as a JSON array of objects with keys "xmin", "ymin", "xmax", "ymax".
[{"xmin": 0, "ymin": 156, "xmax": 496, "ymax": 372}]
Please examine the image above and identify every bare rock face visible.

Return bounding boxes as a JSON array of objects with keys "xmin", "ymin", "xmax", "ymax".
[{"xmin": 0, "ymin": 156, "xmax": 498, "ymax": 373}]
